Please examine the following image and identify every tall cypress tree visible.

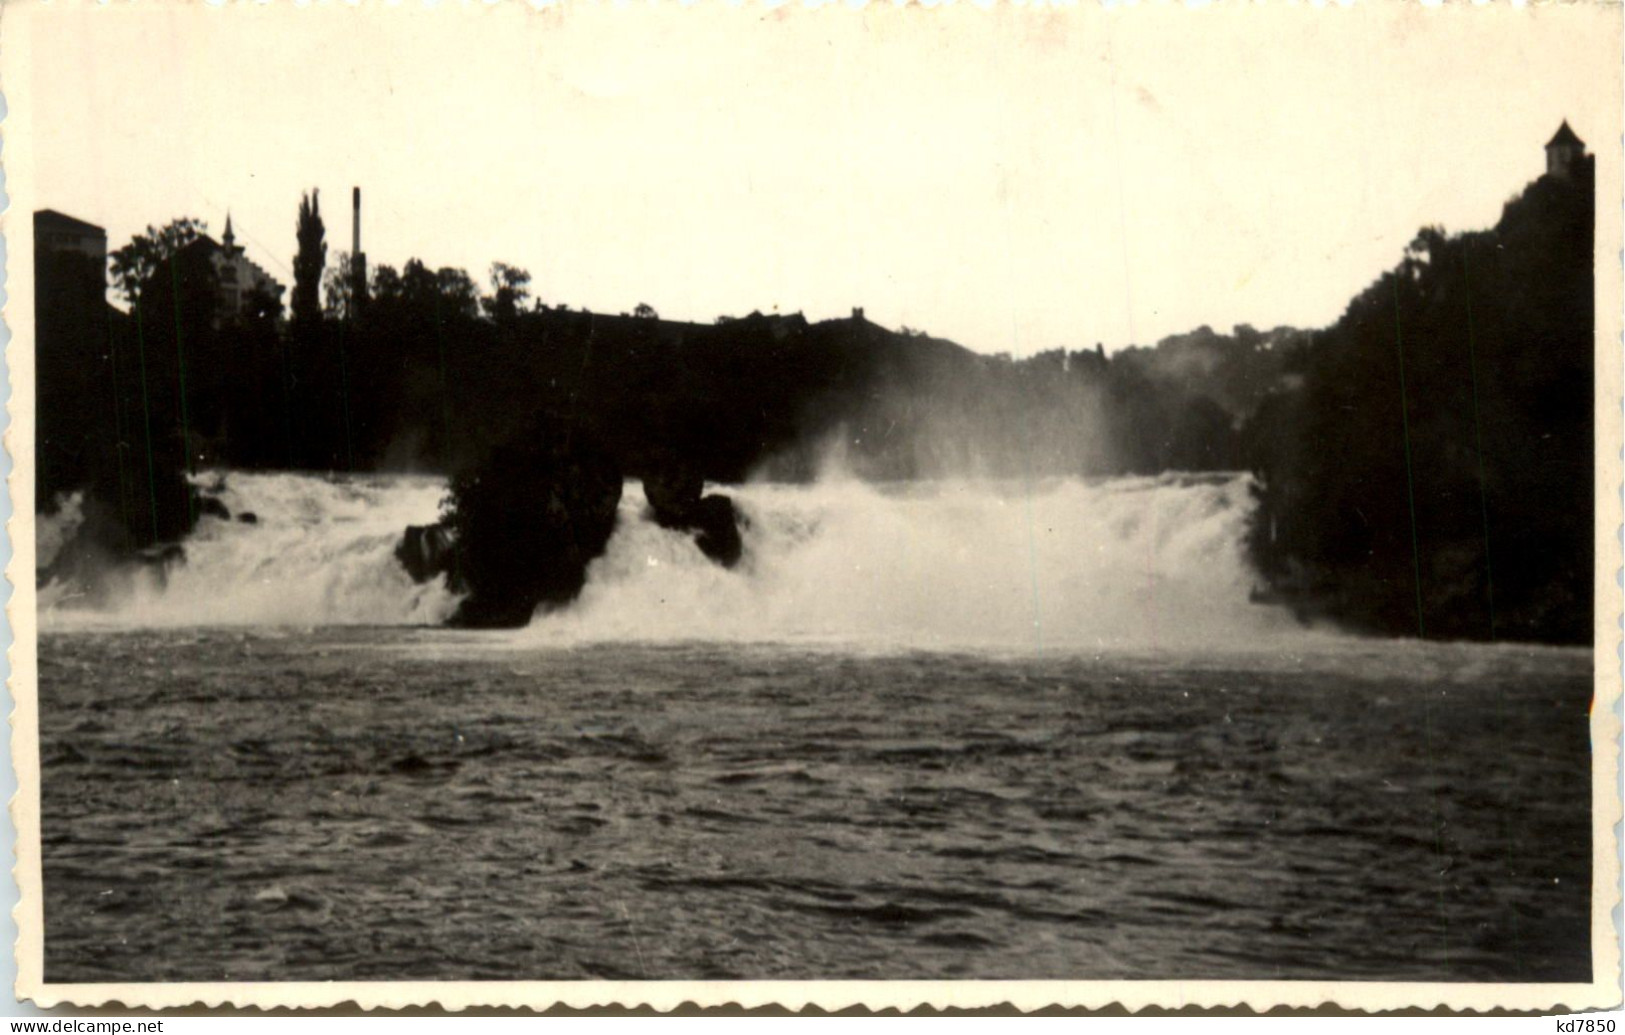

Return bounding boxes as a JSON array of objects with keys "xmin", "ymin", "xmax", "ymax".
[{"xmin": 292, "ymin": 189, "xmax": 326, "ymax": 327}]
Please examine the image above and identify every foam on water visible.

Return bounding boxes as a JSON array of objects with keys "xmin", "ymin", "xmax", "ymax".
[
  {"xmin": 43, "ymin": 468, "xmax": 1306, "ymax": 648},
  {"xmin": 545, "ymin": 472, "xmax": 1302, "ymax": 650},
  {"xmin": 42, "ymin": 472, "xmax": 460, "ymax": 628}
]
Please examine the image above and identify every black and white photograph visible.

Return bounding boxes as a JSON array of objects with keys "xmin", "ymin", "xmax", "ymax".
[{"xmin": 6, "ymin": 0, "xmax": 1620, "ymax": 1012}]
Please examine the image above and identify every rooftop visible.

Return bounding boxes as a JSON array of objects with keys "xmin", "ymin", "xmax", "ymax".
[
  {"xmin": 34, "ymin": 209, "xmax": 106, "ymax": 236},
  {"xmin": 1547, "ymin": 120, "xmax": 1585, "ymax": 150}
]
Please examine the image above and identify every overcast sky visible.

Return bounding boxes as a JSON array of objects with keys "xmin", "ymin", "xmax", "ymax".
[{"xmin": 19, "ymin": 1, "xmax": 1619, "ymax": 356}]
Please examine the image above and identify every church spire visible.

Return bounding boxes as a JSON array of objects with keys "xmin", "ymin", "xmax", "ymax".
[{"xmin": 222, "ymin": 212, "xmax": 236, "ymax": 250}]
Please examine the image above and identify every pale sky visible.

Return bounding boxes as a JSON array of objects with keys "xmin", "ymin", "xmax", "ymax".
[{"xmin": 17, "ymin": 1, "xmax": 1621, "ymax": 356}]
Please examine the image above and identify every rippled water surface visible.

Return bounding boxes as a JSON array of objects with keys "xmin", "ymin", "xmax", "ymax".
[{"xmin": 40, "ymin": 629, "xmax": 1592, "ymax": 982}]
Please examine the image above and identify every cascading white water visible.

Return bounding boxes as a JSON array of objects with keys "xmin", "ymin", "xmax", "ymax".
[
  {"xmin": 42, "ymin": 472, "xmax": 461, "ymax": 628},
  {"xmin": 547, "ymin": 472, "xmax": 1300, "ymax": 650},
  {"xmin": 43, "ymin": 467, "xmax": 1303, "ymax": 649}
]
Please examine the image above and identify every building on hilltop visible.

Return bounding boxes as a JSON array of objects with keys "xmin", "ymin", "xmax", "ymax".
[
  {"xmin": 1545, "ymin": 120, "xmax": 1589, "ymax": 182},
  {"xmin": 34, "ymin": 209, "xmax": 108, "ymax": 266},
  {"xmin": 176, "ymin": 215, "xmax": 286, "ymax": 325},
  {"xmin": 34, "ymin": 209, "xmax": 109, "ymax": 318},
  {"xmin": 34, "ymin": 210, "xmax": 120, "ymax": 520}
]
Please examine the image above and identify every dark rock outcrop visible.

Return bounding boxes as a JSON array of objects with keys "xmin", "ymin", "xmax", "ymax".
[
  {"xmin": 690, "ymin": 494, "xmax": 743, "ymax": 568},
  {"xmin": 395, "ymin": 523, "xmax": 458, "ymax": 585},
  {"xmin": 436, "ymin": 415, "xmax": 623, "ymax": 628},
  {"xmin": 642, "ymin": 462, "xmax": 705, "ymax": 525},
  {"xmin": 641, "ymin": 460, "xmax": 745, "ymax": 568},
  {"xmin": 236, "ymin": 512, "xmax": 259, "ymax": 525},
  {"xmin": 197, "ymin": 495, "xmax": 231, "ymax": 522}
]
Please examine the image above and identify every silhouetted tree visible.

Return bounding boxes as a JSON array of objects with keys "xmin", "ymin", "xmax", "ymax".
[
  {"xmin": 435, "ymin": 267, "xmax": 480, "ymax": 320},
  {"xmin": 323, "ymin": 250, "xmax": 353, "ymax": 317},
  {"xmin": 482, "ymin": 263, "xmax": 532, "ymax": 325},
  {"xmin": 71, "ymin": 217, "xmax": 224, "ymax": 549},
  {"xmin": 108, "ymin": 217, "xmax": 207, "ymax": 304},
  {"xmin": 292, "ymin": 189, "xmax": 326, "ymax": 327},
  {"xmin": 368, "ymin": 263, "xmax": 402, "ymax": 305}
]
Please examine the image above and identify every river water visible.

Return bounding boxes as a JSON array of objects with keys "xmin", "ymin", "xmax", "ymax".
[{"xmin": 35, "ymin": 472, "xmax": 1595, "ymax": 982}]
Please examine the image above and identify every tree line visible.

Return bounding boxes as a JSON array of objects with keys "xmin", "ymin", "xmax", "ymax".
[
  {"xmin": 1245, "ymin": 164, "xmax": 1593, "ymax": 644},
  {"xmin": 35, "ymin": 160, "xmax": 1593, "ymax": 642}
]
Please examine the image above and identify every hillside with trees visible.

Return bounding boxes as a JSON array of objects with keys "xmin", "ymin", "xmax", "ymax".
[{"xmin": 1242, "ymin": 160, "xmax": 1594, "ymax": 643}]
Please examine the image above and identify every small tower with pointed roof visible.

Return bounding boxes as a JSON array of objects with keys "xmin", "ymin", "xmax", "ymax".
[
  {"xmin": 1545, "ymin": 121, "xmax": 1587, "ymax": 181},
  {"xmin": 177, "ymin": 211, "xmax": 284, "ymax": 325},
  {"xmin": 221, "ymin": 212, "xmax": 246, "ymax": 262}
]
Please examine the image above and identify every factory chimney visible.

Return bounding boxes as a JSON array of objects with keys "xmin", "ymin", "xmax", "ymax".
[{"xmin": 350, "ymin": 187, "xmax": 368, "ymax": 319}]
